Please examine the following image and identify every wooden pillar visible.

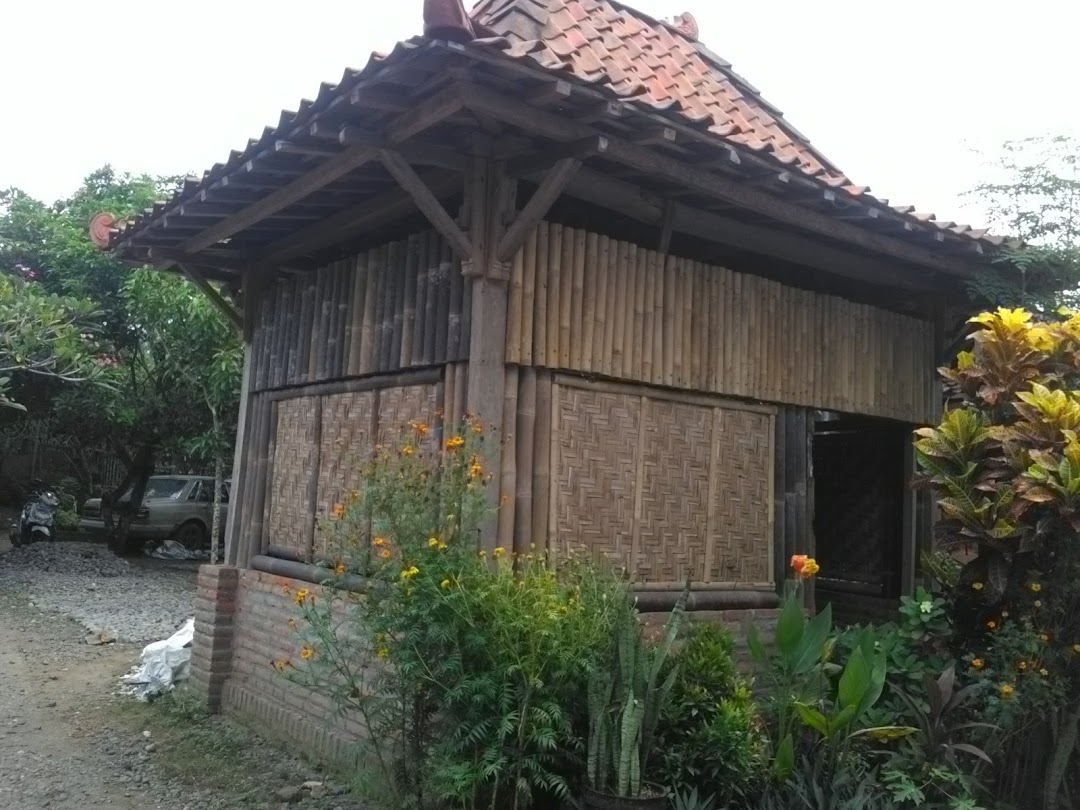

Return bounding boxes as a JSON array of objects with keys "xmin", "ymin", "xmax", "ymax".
[
  {"xmin": 223, "ymin": 270, "xmax": 259, "ymax": 566},
  {"xmin": 462, "ymin": 158, "xmax": 515, "ymax": 554}
]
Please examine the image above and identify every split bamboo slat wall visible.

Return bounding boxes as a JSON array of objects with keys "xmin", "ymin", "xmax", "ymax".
[
  {"xmin": 505, "ymin": 223, "xmax": 935, "ymax": 423},
  {"xmin": 249, "ymin": 229, "xmax": 467, "ymax": 392}
]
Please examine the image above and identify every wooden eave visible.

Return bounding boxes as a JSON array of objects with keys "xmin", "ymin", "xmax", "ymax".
[{"xmin": 109, "ymin": 40, "xmax": 992, "ymax": 296}]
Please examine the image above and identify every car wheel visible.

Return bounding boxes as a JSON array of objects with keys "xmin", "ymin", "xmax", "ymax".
[{"xmin": 174, "ymin": 520, "xmax": 208, "ymax": 551}]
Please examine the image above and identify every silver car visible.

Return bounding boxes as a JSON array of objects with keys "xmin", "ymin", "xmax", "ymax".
[{"xmin": 80, "ymin": 475, "xmax": 229, "ymax": 550}]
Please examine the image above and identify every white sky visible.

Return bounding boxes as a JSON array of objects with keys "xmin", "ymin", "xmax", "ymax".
[{"xmin": 1, "ymin": 0, "xmax": 1077, "ymax": 231}]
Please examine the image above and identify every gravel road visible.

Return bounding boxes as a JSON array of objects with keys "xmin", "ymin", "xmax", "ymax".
[
  {"xmin": 0, "ymin": 541, "xmax": 367, "ymax": 809},
  {"xmin": 0, "ymin": 541, "xmax": 196, "ymax": 643}
]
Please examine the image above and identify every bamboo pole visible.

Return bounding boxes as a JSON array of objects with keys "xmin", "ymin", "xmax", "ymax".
[
  {"xmin": 460, "ymin": 269, "xmax": 472, "ymax": 363},
  {"xmin": 689, "ymin": 263, "xmax": 702, "ymax": 389},
  {"xmin": 359, "ymin": 248, "xmax": 378, "ymax": 375},
  {"xmin": 582, "ymin": 232, "xmax": 599, "ymax": 374},
  {"xmin": 311, "ymin": 265, "xmax": 328, "ymax": 381},
  {"xmin": 507, "ymin": 237, "xmax": 525, "ymax": 365},
  {"xmin": 278, "ymin": 276, "xmax": 296, "ymax": 386},
  {"xmin": 558, "ymin": 224, "xmax": 574, "ymax": 368},
  {"xmin": 454, "ymin": 362, "xmax": 467, "ymax": 428},
  {"xmin": 593, "ymin": 235, "xmax": 610, "ymax": 373},
  {"xmin": 514, "ymin": 368, "xmax": 536, "ymax": 556},
  {"xmin": 533, "ymin": 373, "xmax": 552, "ymax": 550},
  {"xmin": 521, "ymin": 227, "xmax": 537, "ymax": 366},
  {"xmin": 534, "ymin": 221, "xmax": 549, "ymax": 367},
  {"xmin": 422, "ymin": 234, "xmax": 438, "ymax": 364},
  {"xmin": 652, "ymin": 251, "xmax": 664, "ymax": 386},
  {"xmin": 631, "ymin": 245, "xmax": 646, "ymax": 382},
  {"xmin": 602, "ymin": 238, "xmax": 619, "ymax": 377},
  {"xmin": 611, "ymin": 239, "xmax": 628, "ymax": 378},
  {"xmin": 498, "ymin": 366, "xmax": 519, "ymax": 552},
  {"xmin": 642, "ymin": 250, "xmax": 655, "ymax": 384},
  {"xmin": 546, "ymin": 224, "xmax": 563, "ymax": 369},
  {"xmin": 570, "ymin": 228, "xmax": 586, "ymax": 371},
  {"xmin": 447, "ymin": 234, "xmax": 465, "ymax": 364},
  {"xmin": 444, "ymin": 362, "xmax": 457, "ymax": 429},
  {"xmin": 434, "ymin": 236, "xmax": 451, "ymax": 365},
  {"xmin": 414, "ymin": 232, "xmax": 431, "ymax": 365},
  {"xmin": 333, "ymin": 260, "xmax": 350, "ymax": 377},
  {"xmin": 347, "ymin": 253, "xmax": 366, "ymax": 376},
  {"xmin": 672, "ymin": 258, "xmax": 685, "ymax": 386},
  {"xmin": 389, "ymin": 240, "xmax": 407, "ymax": 371},
  {"xmin": 401, "ymin": 234, "xmax": 420, "ymax": 368},
  {"xmin": 663, "ymin": 255, "xmax": 676, "ymax": 386},
  {"xmin": 270, "ymin": 279, "xmax": 287, "ymax": 388},
  {"xmin": 371, "ymin": 244, "xmax": 387, "ymax": 373}
]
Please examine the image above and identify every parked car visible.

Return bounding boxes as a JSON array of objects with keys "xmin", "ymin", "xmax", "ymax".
[{"xmin": 80, "ymin": 475, "xmax": 229, "ymax": 551}]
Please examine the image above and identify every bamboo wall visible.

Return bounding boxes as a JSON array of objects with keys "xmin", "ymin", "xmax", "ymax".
[
  {"xmin": 505, "ymin": 222, "xmax": 936, "ymax": 423},
  {"xmin": 249, "ymin": 229, "xmax": 467, "ymax": 391}
]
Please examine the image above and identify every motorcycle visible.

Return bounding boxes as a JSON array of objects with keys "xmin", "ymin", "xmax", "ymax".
[{"xmin": 12, "ymin": 487, "xmax": 60, "ymax": 547}]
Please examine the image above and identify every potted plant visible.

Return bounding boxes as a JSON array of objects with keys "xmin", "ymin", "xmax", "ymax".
[{"xmin": 584, "ymin": 587, "xmax": 689, "ymax": 809}]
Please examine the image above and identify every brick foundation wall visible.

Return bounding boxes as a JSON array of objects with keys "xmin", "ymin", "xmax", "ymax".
[{"xmin": 190, "ymin": 565, "xmax": 238, "ymax": 711}]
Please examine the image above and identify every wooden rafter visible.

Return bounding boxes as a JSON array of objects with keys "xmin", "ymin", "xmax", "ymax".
[
  {"xmin": 259, "ymin": 170, "xmax": 461, "ymax": 264},
  {"xmin": 177, "ymin": 87, "xmax": 467, "ymax": 256},
  {"xmin": 460, "ymin": 82, "xmax": 981, "ymax": 278},
  {"xmin": 378, "ymin": 149, "xmax": 473, "ymax": 261},
  {"xmin": 179, "ymin": 264, "xmax": 243, "ymax": 332},
  {"xmin": 497, "ymin": 157, "xmax": 581, "ymax": 262}
]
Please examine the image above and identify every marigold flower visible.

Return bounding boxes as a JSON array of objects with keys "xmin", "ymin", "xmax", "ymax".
[
  {"xmin": 440, "ymin": 579, "xmax": 451, "ymax": 590},
  {"xmin": 1029, "ymin": 583, "xmax": 1042, "ymax": 593},
  {"xmin": 331, "ymin": 503, "xmax": 344, "ymax": 519},
  {"xmin": 401, "ymin": 445, "xmax": 416, "ymax": 456},
  {"xmin": 294, "ymin": 588, "xmax": 310, "ymax": 605},
  {"xmin": 972, "ymin": 582, "xmax": 984, "ymax": 591},
  {"xmin": 1000, "ymin": 683, "xmax": 1015, "ymax": 698},
  {"xmin": 469, "ymin": 463, "xmax": 484, "ymax": 478},
  {"xmin": 300, "ymin": 646, "xmax": 315, "ymax": 661},
  {"xmin": 446, "ymin": 435, "xmax": 465, "ymax": 450},
  {"xmin": 400, "ymin": 565, "xmax": 420, "ymax": 580},
  {"xmin": 373, "ymin": 537, "xmax": 387, "ymax": 546},
  {"xmin": 971, "ymin": 658, "xmax": 984, "ymax": 670},
  {"xmin": 287, "ymin": 618, "xmax": 298, "ymax": 630},
  {"xmin": 493, "ymin": 547, "xmax": 506, "ymax": 558},
  {"xmin": 378, "ymin": 548, "xmax": 392, "ymax": 559},
  {"xmin": 1018, "ymin": 661, "xmax": 1028, "ymax": 672},
  {"xmin": 280, "ymin": 583, "xmax": 291, "ymax": 595},
  {"xmin": 987, "ymin": 620, "xmax": 998, "ymax": 630},
  {"xmin": 428, "ymin": 537, "xmax": 441, "ymax": 548},
  {"xmin": 272, "ymin": 659, "xmax": 291, "ymax": 672},
  {"xmin": 334, "ymin": 561, "xmax": 346, "ymax": 575}
]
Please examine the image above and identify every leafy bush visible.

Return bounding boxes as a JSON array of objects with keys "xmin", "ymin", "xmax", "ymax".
[
  {"xmin": 282, "ymin": 418, "xmax": 629, "ymax": 810},
  {"xmin": 653, "ymin": 622, "xmax": 761, "ymax": 806}
]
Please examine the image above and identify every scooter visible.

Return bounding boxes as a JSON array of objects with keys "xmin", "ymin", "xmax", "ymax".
[{"xmin": 12, "ymin": 487, "xmax": 60, "ymax": 546}]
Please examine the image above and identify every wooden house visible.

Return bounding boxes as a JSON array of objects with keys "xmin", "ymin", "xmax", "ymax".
[{"xmin": 102, "ymin": 0, "xmax": 1003, "ymax": 748}]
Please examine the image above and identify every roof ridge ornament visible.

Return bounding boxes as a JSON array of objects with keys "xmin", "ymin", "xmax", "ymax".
[
  {"xmin": 424, "ymin": 0, "xmax": 478, "ymax": 42},
  {"xmin": 668, "ymin": 11, "xmax": 699, "ymax": 41}
]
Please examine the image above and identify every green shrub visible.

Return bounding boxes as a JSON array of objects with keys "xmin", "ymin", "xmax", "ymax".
[{"xmin": 653, "ymin": 622, "xmax": 761, "ymax": 805}]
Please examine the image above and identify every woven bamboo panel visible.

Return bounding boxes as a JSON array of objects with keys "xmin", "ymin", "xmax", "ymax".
[
  {"xmin": 637, "ymin": 400, "xmax": 711, "ymax": 583},
  {"xmin": 709, "ymin": 409, "xmax": 773, "ymax": 584},
  {"xmin": 266, "ymin": 397, "xmax": 320, "ymax": 555},
  {"xmin": 376, "ymin": 384, "xmax": 440, "ymax": 447},
  {"xmin": 552, "ymin": 382, "xmax": 774, "ymax": 586},
  {"xmin": 554, "ymin": 387, "xmax": 641, "ymax": 571},
  {"xmin": 313, "ymin": 390, "xmax": 375, "ymax": 558},
  {"xmin": 509, "ymin": 224, "xmax": 935, "ymax": 423}
]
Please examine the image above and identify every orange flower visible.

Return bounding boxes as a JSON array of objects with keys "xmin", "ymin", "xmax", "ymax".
[
  {"xmin": 334, "ymin": 560, "xmax": 346, "ymax": 575},
  {"xmin": 790, "ymin": 555, "xmax": 819, "ymax": 578},
  {"xmin": 373, "ymin": 537, "xmax": 387, "ymax": 546},
  {"xmin": 300, "ymin": 646, "xmax": 315, "ymax": 661},
  {"xmin": 986, "ymin": 620, "xmax": 998, "ymax": 630},
  {"xmin": 287, "ymin": 618, "xmax": 298, "ymax": 630},
  {"xmin": 971, "ymin": 658, "xmax": 984, "ymax": 670},
  {"xmin": 331, "ymin": 503, "xmax": 344, "ymax": 519},
  {"xmin": 294, "ymin": 588, "xmax": 310, "ymax": 606},
  {"xmin": 378, "ymin": 548, "xmax": 392, "ymax": 559},
  {"xmin": 272, "ymin": 659, "xmax": 291, "ymax": 672},
  {"xmin": 446, "ymin": 436, "xmax": 465, "ymax": 450},
  {"xmin": 401, "ymin": 445, "xmax": 416, "ymax": 456}
]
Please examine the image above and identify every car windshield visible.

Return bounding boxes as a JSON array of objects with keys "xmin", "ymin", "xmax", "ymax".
[{"xmin": 142, "ymin": 478, "xmax": 188, "ymax": 500}]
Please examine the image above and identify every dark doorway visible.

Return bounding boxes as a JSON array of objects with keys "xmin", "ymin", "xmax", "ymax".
[{"xmin": 813, "ymin": 412, "xmax": 910, "ymax": 624}]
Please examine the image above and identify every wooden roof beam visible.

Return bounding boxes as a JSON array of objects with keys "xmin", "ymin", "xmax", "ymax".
[
  {"xmin": 259, "ymin": 170, "xmax": 461, "ymax": 264},
  {"xmin": 498, "ymin": 157, "xmax": 581, "ymax": 262},
  {"xmin": 378, "ymin": 149, "xmax": 473, "ymax": 260},
  {"xmin": 177, "ymin": 85, "xmax": 466, "ymax": 256},
  {"xmin": 507, "ymin": 135, "xmax": 608, "ymax": 177},
  {"xmin": 179, "ymin": 264, "xmax": 243, "ymax": 333},
  {"xmin": 460, "ymin": 82, "xmax": 980, "ymax": 278}
]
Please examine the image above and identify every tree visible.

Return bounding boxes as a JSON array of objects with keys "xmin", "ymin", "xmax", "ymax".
[
  {"xmin": 0, "ymin": 168, "xmax": 241, "ymax": 552},
  {"xmin": 965, "ymin": 135, "xmax": 1080, "ymax": 312}
]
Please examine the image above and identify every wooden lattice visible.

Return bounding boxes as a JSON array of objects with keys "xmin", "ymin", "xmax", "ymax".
[
  {"xmin": 637, "ymin": 399, "xmax": 711, "ymax": 583},
  {"xmin": 709, "ymin": 409, "xmax": 773, "ymax": 584},
  {"xmin": 553, "ymin": 382, "xmax": 774, "ymax": 586},
  {"xmin": 266, "ymin": 397, "xmax": 320, "ymax": 554},
  {"xmin": 554, "ymin": 387, "xmax": 641, "ymax": 571}
]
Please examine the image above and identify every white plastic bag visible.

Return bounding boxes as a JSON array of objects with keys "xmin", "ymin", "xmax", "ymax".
[{"xmin": 122, "ymin": 618, "xmax": 195, "ymax": 700}]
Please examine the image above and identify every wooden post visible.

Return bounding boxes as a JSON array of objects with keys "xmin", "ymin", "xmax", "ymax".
[
  {"xmin": 224, "ymin": 269, "xmax": 260, "ymax": 566},
  {"xmin": 463, "ymin": 158, "xmax": 515, "ymax": 555}
]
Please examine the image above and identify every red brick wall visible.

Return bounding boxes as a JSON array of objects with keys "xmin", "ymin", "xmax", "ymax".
[{"xmin": 192, "ymin": 567, "xmax": 363, "ymax": 762}]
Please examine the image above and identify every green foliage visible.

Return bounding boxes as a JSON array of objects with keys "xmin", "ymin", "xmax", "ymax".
[
  {"xmin": 586, "ymin": 583, "xmax": 688, "ymax": 798},
  {"xmin": 286, "ymin": 419, "xmax": 630, "ymax": 810},
  {"xmin": 653, "ymin": 622, "xmax": 761, "ymax": 806},
  {"xmin": 670, "ymin": 786, "xmax": 715, "ymax": 810},
  {"xmin": 897, "ymin": 588, "xmax": 951, "ymax": 643}
]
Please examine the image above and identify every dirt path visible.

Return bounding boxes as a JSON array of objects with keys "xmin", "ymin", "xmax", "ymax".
[{"xmin": 0, "ymin": 599, "xmax": 152, "ymax": 809}]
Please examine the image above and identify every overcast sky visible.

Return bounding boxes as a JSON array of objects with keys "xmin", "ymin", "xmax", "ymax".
[{"xmin": 1, "ymin": 0, "xmax": 1076, "ymax": 230}]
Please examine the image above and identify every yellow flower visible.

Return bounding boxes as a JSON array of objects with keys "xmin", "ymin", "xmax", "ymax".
[
  {"xmin": 331, "ymin": 503, "xmax": 344, "ymax": 519},
  {"xmin": 287, "ymin": 618, "xmax": 298, "ymax": 630},
  {"xmin": 1040, "ymin": 668, "xmax": 1049, "ymax": 677},
  {"xmin": 428, "ymin": 537, "xmax": 441, "ymax": 548},
  {"xmin": 440, "ymin": 579, "xmax": 451, "ymax": 590},
  {"xmin": 334, "ymin": 561, "xmax": 346, "ymax": 575},
  {"xmin": 1073, "ymin": 644, "xmax": 1080, "ymax": 654},
  {"xmin": 790, "ymin": 555, "xmax": 819, "ymax": 578},
  {"xmin": 1018, "ymin": 661, "xmax": 1028, "ymax": 672},
  {"xmin": 409, "ymin": 420, "xmax": 429, "ymax": 436},
  {"xmin": 802, "ymin": 558, "xmax": 820, "ymax": 576},
  {"xmin": 469, "ymin": 463, "xmax": 484, "ymax": 478},
  {"xmin": 972, "ymin": 582, "xmax": 984, "ymax": 591},
  {"xmin": 401, "ymin": 445, "xmax": 416, "ymax": 456},
  {"xmin": 1029, "ymin": 583, "xmax": 1042, "ymax": 593},
  {"xmin": 446, "ymin": 436, "xmax": 465, "ymax": 450},
  {"xmin": 378, "ymin": 548, "xmax": 392, "ymax": 559},
  {"xmin": 479, "ymin": 550, "xmax": 486, "ymax": 558},
  {"xmin": 375, "ymin": 646, "xmax": 389, "ymax": 661},
  {"xmin": 300, "ymin": 646, "xmax": 315, "ymax": 661},
  {"xmin": 971, "ymin": 658, "xmax": 984, "ymax": 670},
  {"xmin": 272, "ymin": 659, "xmax": 291, "ymax": 672},
  {"xmin": 400, "ymin": 565, "xmax": 420, "ymax": 580},
  {"xmin": 294, "ymin": 588, "xmax": 310, "ymax": 606},
  {"xmin": 986, "ymin": 620, "xmax": 998, "ymax": 630},
  {"xmin": 493, "ymin": 547, "xmax": 506, "ymax": 558},
  {"xmin": 1000, "ymin": 683, "xmax": 1015, "ymax": 698}
]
